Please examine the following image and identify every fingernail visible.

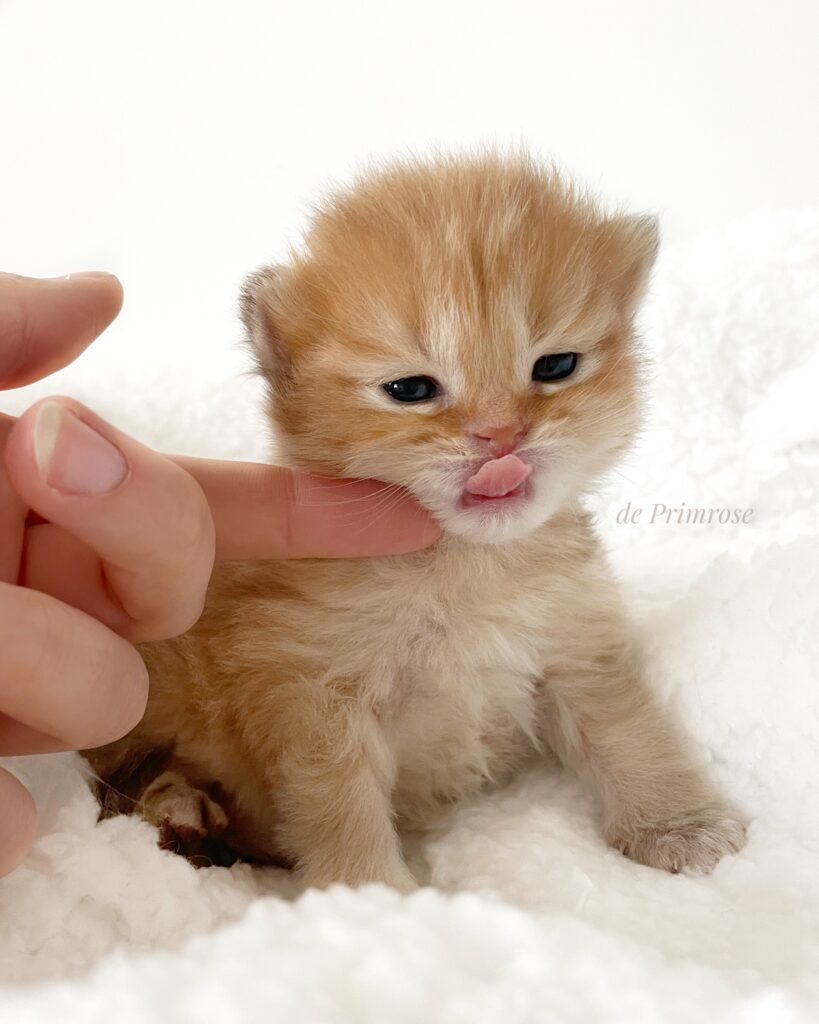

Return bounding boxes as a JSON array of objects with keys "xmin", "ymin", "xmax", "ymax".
[
  {"xmin": 33, "ymin": 403, "xmax": 128, "ymax": 496},
  {"xmin": 59, "ymin": 271, "xmax": 113, "ymax": 282}
]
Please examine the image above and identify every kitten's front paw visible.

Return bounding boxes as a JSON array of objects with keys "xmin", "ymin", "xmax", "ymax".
[{"xmin": 607, "ymin": 808, "xmax": 747, "ymax": 874}]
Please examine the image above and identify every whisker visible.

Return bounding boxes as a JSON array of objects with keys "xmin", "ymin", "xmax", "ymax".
[
  {"xmin": 295, "ymin": 483, "xmax": 405, "ymax": 511},
  {"xmin": 345, "ymin": 490, "xmax": 416, "ymax": 537},
  {"xmin": 78, "ymin": 765, "xmax": 147, "ymax": 814}
]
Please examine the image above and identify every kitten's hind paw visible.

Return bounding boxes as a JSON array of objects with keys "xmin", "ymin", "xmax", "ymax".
[
  {"xmin": 142, "ymin": 770, "xmax": 237, "ymax": 868},
  {"xmin": 607, "ymin": 807, "xmax": 747, "ymax": 874}
]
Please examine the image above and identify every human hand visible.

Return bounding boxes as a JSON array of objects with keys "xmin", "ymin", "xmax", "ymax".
[{"xmin": 0, "ymin": 271, "xmax": 438, "ymax": 876}]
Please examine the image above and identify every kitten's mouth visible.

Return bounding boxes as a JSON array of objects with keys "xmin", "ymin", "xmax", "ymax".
[{"xmin": 460, "ymin": 454, "xmax": 533, "ymax": 511}]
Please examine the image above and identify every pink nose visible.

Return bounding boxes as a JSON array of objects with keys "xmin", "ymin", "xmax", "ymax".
[{"xmin": 472, "ymin": 423, "xmax": 529, "ymax": 458}]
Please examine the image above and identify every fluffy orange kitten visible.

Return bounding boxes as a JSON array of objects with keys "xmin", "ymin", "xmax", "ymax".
[{"xmin": 86, "ymin": 154, "xmax": 746, "ymax": 888}]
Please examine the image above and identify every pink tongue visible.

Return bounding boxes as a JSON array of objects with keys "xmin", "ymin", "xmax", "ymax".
[{"xmin": 465, "ymin": 454, "xmax": 533, "ymax": 498}]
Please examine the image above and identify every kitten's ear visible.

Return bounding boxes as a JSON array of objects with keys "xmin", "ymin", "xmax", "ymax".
[
  {"xmin": 596, "ymin": 213, "xmax": 660, "ymax": 316},
  {"xmin": 239, "ymin": 265, "xmax": 292, "ymax": 387}
]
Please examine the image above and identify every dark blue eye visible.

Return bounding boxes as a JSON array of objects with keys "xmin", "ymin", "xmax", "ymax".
[
  {"xmin": 383, "ymin": 376, "xmax": 439, "ymax": 403},
  {"xmin": 532, "ymin": 352, "xmax": 578, "ymax": 382}
]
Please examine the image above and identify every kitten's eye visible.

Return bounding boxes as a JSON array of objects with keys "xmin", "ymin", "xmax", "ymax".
[
  {"xmin": 532, "ymin": 352, "xmax": 578, "ymax": 382},
  {"xmin": 383, "ymin": 376, "xmax": 439, "ymax": 403}
]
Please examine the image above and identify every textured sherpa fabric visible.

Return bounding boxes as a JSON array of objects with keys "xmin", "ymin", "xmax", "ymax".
[{"xmin": 1, "ymin": 210, "xmax": 818, "ymax": 1023}]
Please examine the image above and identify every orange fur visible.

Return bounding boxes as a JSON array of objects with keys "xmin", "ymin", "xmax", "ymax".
[{"xmin": 85, "ymin": 154, "xmax": 746, "ymax": 886}]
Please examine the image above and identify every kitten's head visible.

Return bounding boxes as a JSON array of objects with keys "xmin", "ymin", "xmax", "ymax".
[{"xmin": 242, "ymin": 154, "xmax": 657, "ymax": 544}]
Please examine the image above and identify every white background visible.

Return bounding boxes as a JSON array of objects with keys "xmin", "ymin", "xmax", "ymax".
[{"xmin": 1, "ymin": 0, "xmax": 817, "ymax": 437}]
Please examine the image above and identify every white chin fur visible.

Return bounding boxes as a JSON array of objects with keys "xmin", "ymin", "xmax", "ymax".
[
  {"xmin": 440, "ymin": 506, "xmax": 553, "ymax": 544},
  {"xmin": 430, "ymin": 473, "xmax": 573, "ymax": 545}
]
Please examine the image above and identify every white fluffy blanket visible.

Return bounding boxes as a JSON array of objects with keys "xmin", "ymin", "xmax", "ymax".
[{"xmin": 1, "ymin": 211, "xmax": 818, "ymax": 1023}]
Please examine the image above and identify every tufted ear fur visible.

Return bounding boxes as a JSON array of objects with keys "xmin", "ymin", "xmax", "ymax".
[
  {"xmin": 239, "ymin": 265, "xmax": 292, "ymax": 391},
  {"xmin": 595, "ymin": 213, "xmax": 660, "ymax": 317}
]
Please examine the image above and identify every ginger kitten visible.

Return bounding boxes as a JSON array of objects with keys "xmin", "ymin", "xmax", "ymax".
[{"xmin": 86, "ymin": 154, "xmax": 746, "ymax": 888}]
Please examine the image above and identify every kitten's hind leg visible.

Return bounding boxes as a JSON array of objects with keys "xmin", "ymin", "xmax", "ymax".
[{"xmin": 85, "ymin": 742, "xmax": 238, "ymax": 867}]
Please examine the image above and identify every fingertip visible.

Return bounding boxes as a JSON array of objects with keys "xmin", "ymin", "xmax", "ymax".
[
  {"xmin": 65, "ymin": 272, "xmax": 124, "ymax": 332},
  {"xmin": 377, "ymin": 509, "xmax": 442, "ymax": 555},
  {"xmin": 0, "ymin": 271, "xmax": 125, "ymax": 388},
  {"xmin": 87, "ymin": 642, "xmax": 150, "ymax": 746},
  {"xmin": 419, "ymin": 514, "xmax": 443, "ymax": 550}
]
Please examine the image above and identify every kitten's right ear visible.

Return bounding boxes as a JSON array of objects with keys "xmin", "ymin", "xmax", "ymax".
[
  {"xmin": 239, "ymin": 265, "xmax": 291, "ymax": 388},
  {"xmin": 595, "ymin": 212, "xmax": 660, "ymax": 318}
]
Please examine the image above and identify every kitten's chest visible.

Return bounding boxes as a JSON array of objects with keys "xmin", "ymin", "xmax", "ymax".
[{"xmin": 373, "ymin": 562, "xmax": 552, "ymax": 818}]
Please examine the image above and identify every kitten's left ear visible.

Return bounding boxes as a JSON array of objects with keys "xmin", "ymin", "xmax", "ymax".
[{"xmin": 596, "ymin": 213, "xmax": 660, "ymax": 316}]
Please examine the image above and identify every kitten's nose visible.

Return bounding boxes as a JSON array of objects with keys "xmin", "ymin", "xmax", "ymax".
[{"xmin": 472, "ymin": 423, "xmax": 529, "ymax": 458}]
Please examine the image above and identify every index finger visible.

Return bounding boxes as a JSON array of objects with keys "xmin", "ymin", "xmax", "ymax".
[
  {"xmin": 175, "ymin": 457, "xmax": 441, "ymax": 561},
  {"xmin": 0, "ymin": 272, "xmax": 123, "ymax": 389}
]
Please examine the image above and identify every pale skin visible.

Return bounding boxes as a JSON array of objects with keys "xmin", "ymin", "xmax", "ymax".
[{"xmin": 0, "ymin": 270, "xmax": 439, "ymax": 877}]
